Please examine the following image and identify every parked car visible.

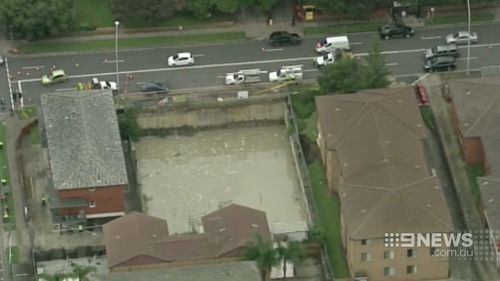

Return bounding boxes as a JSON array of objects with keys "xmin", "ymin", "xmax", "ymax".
[
  {"xmin": 269, "ymin": 31, "xmax": 301, "ymax": 46},
  {"xmin": 167, "ymin": 52, "xmax": 194, "ymax": 67},
  {"xmin": 378, "ymin": 23, "xmax": 414, "ymax": 39},
  {"xmin": 424, "ymin": 44, "xmax": 459, "ymax": 60},
  {"xmin": 41, "ymin": 69, "xmax": 68, "ymax": 85},
  {"xmin": 414, "ymin": 83, "xmax": 429, "ymax": 106},
  {"xmin": 424, "ymin": 56, "xmax": 457, "ymax": 72},
  {"xmin": 141, "ymin": 81, "xmax": 169, "ymax": 94},
  {"xmin": 445, "ymin": 31, "xmax": 478, "ymax": 45}
]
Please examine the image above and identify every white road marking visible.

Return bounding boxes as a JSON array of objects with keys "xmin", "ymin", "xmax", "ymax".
[
  {"xmin": 457, "ymin": 57, "xmax": 478, "ymax": 61},
  {"xmin": 386, "ymin": 62, "xmax": 399, "ymax": 66},
  {"xmin": 261, "ymin": 48, "xmax": 284, "ymax": 52},
  {"xmin": 104, "ymin": 60, "xmax": 124, "ymax": 63},
  {"xmin": 17, "ymin": 81, "xmax": 22, "ymax": 93},
  {"xmin": 421, "ymin": 36, "xmax": 443, "ymax": 40},
  {"xmin": 55, "ymin": 88, "xmax": 76, "ymax": 92},
  {"xmin": 303, "ymin": 69, "xmax": 318, "ymax": 72},
  {"xmin": 351, "ymin": 42, "xmax": 363, "ymax": 45},
  {"xmin": 216, "ymin": 75, "xmax": 226, "ymax": 78},
  {"xmin": 193, "ymin": 54, "xmax": 205, "ymax": 57},
  {"xmin": 22, "ymin": 65, "xmax": 44, "ymax": 70}
]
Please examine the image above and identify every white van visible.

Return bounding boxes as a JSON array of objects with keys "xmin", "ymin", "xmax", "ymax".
[
  {"xmin": 269, "ymin": 65, "xmax": 303, "ymax": 82},
  {"xmin": 315, "ymin": 36, "xmax": 350, "ymax": 53}
]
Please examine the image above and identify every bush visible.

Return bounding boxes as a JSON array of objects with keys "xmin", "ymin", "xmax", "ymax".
[
  {"xmin": 78, "ymin": 23, "xmax": 98, "ymax": 31},
  {"xmin": 291, "ymin": 90, "xmax": 322, "ymax": 119},
  {"xmin": 118, "ymin": 109, "xmax": 140, "ymax": 142}
]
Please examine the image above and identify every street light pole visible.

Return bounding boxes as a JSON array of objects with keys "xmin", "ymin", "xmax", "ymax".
[
  {"xmin": 114, "ymin": 21, "xmax": 120, "ymax": 92},
  {"xmin": 466, "ymin": 0, "xmax": 471, "ymax": 76}
]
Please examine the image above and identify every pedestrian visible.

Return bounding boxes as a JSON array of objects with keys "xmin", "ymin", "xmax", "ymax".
[
  {"xmin": 430, "ymin": 7, "xmax": 435, "ymax": 21},
  {"xmin": 401, "ymin": 10, "xmax": 407, "ymax": 18},
  {"xmin": 0, "ymin": 97, "xmax": 5, "ymax": 105},
  {"xmin": 292, "ymin": 16, "xmax": 296, "ymax": 26}
]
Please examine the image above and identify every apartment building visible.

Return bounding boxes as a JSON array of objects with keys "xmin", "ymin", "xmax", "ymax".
[{"xmin": 315, "ymin": 87, "xmax": 453, "ymax": 280}]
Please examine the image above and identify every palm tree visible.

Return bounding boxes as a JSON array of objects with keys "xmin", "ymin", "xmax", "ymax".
[
  {"xmin": 243, "ymin": 234, "xmax": 280, "ymax": 281},
  {"xmin": 71, "ymin": 264, "xmax": 96, "ymax": 281},
  {"xmin": 277, "ymin": 240, "xmax": 306, "ymax": 278}
]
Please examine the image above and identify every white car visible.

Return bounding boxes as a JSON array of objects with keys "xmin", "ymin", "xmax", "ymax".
[
  {"xmin": 445, "ymin": 31, "xmax": 478, "ymax": 45},
  {"xmin": 167, "ymin": 52, "xmax": 195, "ymax": 66},
  {"xmin": 92, "ymin": 78, "xmax": 117, "ymax": 90},
  {"xmin": 314, "ymin": 52, "xmax": 335, "ymax": 67}
]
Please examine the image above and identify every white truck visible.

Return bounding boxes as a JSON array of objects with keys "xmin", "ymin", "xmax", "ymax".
[
  {"xmin": 268, "ymin": 65, "xmax": 303, "ymax": 82},
  {"xmin": 225, "ymin": 69, "xmax": 263, "ymax": 85}
]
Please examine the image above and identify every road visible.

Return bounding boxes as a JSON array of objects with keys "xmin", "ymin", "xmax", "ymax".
[{"xmin": 1, "ymin": 22, "xmax": 500, "ymax": 109}]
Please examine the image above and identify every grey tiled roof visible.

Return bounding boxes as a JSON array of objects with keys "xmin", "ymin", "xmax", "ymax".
[{"xmin": 41, "ymin": 90, "xmax": 128, "ymax": 190}]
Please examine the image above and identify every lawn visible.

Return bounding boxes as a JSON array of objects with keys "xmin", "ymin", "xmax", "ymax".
[
  {"xmin": 308, "ymin": 161, "xmax": 350, "ymax": 278},
  {"xmin": 465, "ymin": 164, "xmax": 486, "ymax": 207},
  {"xmin": 75, "ymin": 0, "xmax": 114, "ymax": 27},
  {"xmin": 426, "ymin": 13, "xmax": 494, "ymax": 26},
  {"xmin": 0, "ymin": 124, "xmax": 15, "ymax": 231},
  {"xmin": 304, "ymin": 21, "xmax": 384, "ymax": 35},
  {"xmin": 16, "ymin": 106, "xmax": 37, "ymax": 120},
  {"xmin": 300, "ymin": 111, "xmax": 318, "ymax": 143},
  {"xmin": 17, "ymin": 32, "xmax": 246, "ymax": 54},
  {"xmin": 30, "ymin": 127, "xmax": 41, "ymax": 145}
]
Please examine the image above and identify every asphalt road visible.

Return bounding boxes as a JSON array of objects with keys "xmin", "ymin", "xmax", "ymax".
[{"xmin": 3, "ymin": 22, "xmax": 500, "ymax": 108}]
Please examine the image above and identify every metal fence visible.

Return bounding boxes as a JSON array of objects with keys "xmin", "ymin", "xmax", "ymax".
[
  {"xmin": 284, "ymin": 93, "xmax": 334, "ymax": 281},
  {"xmin": 481, "ymin": 65, "xmax": 500, "ymax": 77}
]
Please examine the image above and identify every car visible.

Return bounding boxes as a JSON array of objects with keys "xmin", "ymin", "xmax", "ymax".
[
  {"xmin": 269, "ymin": 31, "xmax": 301, "ymax": 46},
  {"xmin": 315, "ymin": 36, "xmax": 350, "ymax": 53},
  {"xmin": 414, "ymin": 83, "xmax": 429, "ymax": 106},
  {"xmin": 314, "ymin": 52, "xmax": 335, "ymax": 67},
  {"xmin": 378, "ymin": 23, "xmax": 414, "ymax": 39},
  {"xmin": 91, "ymin": 78, "xmax": 117, "ymax": 91},
  {"xmin": 424, "ymin": 44, "xmax": 459, "ymax": 60},
  {"xmin": 167, "ymin": 52, "xmax": 194, "ymax": 67},
  {"xmin": 445, "ymin": 31, "xmax": 478, "ymax": 45},
  {"xmin": 41, "ymin": 69, "xmax": 68, "ymax": 85},
  {"xmin": 424, "ymin": 56, "xmax": 456, "ymax": 72},
  {"xmin": 141, "ymin": 81, "xmax": 169, "ymax": 94}
]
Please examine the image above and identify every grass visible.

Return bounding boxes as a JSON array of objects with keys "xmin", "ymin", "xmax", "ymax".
[
  {"xmin": 75, "ymin": 0, "xmax": 114, "ymax": 28},
  {"xmin": 6, "ymin": 246, "xmax": 19, "ymax": 264},
  {"xmin": 465, "ymin": 164, "xmax": 486, "ymax": 207},
  {"xmin": 301, "ymin": 112, "xmax": 318, "ymax": 143},
  {"xmin": 308, "ymin": 161, "xmax": 350, "ymax": 278},
  {"xmin": 0, "ymin": 124, "xmax": 15, "ymax": 231},
  {"xmin": 304, "ymin": 21, "xmax": 384, "ymax": 35},
  {"xmin": 16, "ymin": 106, "xmax": 37, "ymax": 120},
  {"xmin": 426, "ymin": 13, "xmax": 494, "ymax": 26},
  {"xmin": 125, "ymin": 13, "xmax": 230, "ymax": 28},
  {"xmin": 30, "ymin": 127, "xmax": 41, "ymax": 145},
  {"xmin": 17, "ymin": 32, "xmax": 246, "ymax": 54},
  {"xmin": 420, "ymin": 106, "xmax": 436, "ymax": 131}
]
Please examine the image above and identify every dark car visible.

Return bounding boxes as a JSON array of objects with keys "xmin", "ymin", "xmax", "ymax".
[
  {"xmin": 141, "ymin": 81, "xmax": 169, "ymax": 94},
  {"xmin": 425, "ymin": 44, "xmax": 459, "ymax": 60},
  {"xmin": 378, "ymin": 23, "xmax": 414, "ymax": 39},
  {"xmin": 269, "ymin": 31, "xmax": 301, "ymax": 46},
  {"xmin": 424, "ymin": 56, "xmax": 456, "ymax": 72}
]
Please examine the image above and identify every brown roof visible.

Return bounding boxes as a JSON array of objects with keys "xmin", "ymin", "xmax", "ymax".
[
  {"xmin": 103, "ymin": 204, "xmax": 270, "ymax": 269},
  {"xmin": 316, "ymin": 87, "xmax": 452, "ymax": 239},
  {"xmin": 448, "ymin": 77, "xmax": 500, "ymax": 232}
]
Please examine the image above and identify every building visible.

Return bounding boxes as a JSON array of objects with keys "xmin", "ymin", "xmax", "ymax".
[
  {"xmin": 447, "ymin": 77, "xmax": 500, "ymax": 265},
  {"xmin": 103, "ymin": 204, "xmax": 270, "ymax": 271},
  {"xmin": 41, "ymin": 90, "xmax": 128, "ymax": 227},
  {"xmin": 315, "ymin": 87, "xmax": 453, "ymax": 281}
]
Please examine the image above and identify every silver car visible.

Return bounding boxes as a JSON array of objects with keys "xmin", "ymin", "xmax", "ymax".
[{"xmin": 445, "ymin": 31, "xmax": 478, "ymax": 45}]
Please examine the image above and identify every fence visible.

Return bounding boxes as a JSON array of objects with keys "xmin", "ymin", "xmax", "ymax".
[{"xmin": 284, "ymin": 93, "xmax": 334, "ymax": 281}]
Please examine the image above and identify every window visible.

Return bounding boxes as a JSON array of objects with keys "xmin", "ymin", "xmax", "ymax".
[
  {"xmin": 89, "ymin": 187, "xmax": 96, "ymax": 192},
  {"xmin": 360, "ymin": 252, "xmax": 371, "ymax": 261},
  {"xmin": 407, "ymin": 265, "xmax": 417, "ymax": 274},
  {"xmin": 407, "ymin": 249, "xmax": 416, "ymax": 257},
  {"xmin": 430, "ymin": 247, "xmax": 437, "ymax": 256},
  {"xmin": 383, "ymin": 267, "xmax": 395, "ymax": 276},
  {"xmin": 384, "ymin": 250, "xmax": 395, "ymax": 260},
  {"xmin": 361, "ymin": 239, "xmax": 370, "ymax": 245},
  {"xmin": 89, "ymin": 201, "xmax": 96, "ymax": 208}
]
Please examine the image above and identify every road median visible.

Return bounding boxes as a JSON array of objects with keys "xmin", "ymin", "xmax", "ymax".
[{"xmin": 16, "ymin": 31, "xmax": 247, "ymax": 54}]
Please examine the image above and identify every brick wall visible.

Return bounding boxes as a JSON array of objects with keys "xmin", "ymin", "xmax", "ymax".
[{"xmin": 58, "ymin": 185, "xmax": 126, "ymax": 216}]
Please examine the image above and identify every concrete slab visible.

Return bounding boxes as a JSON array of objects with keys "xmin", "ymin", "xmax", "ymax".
[{"xmin": 136, "ymin": 125, "xmax": 308, "ymax": 234}]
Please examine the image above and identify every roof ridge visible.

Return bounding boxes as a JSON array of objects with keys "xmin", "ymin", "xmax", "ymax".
[
  {"xmin": 372, "ymin": 107, "xmax": 396, "ymax": 188},
  {"xmin": 352, "ymin": 192, "xmax": 390, "ymax": 237},
  {"xmin": 334, "ymin": 103, "xmax": 370, "ymax": 149},
  {"xmin": 464, "ymin": 93, "xmax": 500, "ymax": 136},
  {"xmin": 375, "ymin": 100, "xmax": 424, "ymax": 139}
]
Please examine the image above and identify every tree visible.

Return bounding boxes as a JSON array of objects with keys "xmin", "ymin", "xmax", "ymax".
[
  {"xmin": 317, "ymin": 58, "xmax": 366, "ymax": 94},
  {"xmin": 187, "ymin": 0, "xmax": 277, "ymax": 19},
  {"xmin": 364, "ymin": 37, "xmax": 390, "ymax": 89},
  {"xmin": 38, "ymin": 273, "xmax": 73, "ymax": 281},
  {"xmin": 277, "ymin": 240, "xmax": 306, "ymax": 278},
  {"xmin": 0, "ymin": 0, "xmax": 75, "ymax": 40},
  {"xmin": 71, "ymin": 265, "xmax": 96, "ymax": 281},
  {"xmin": 108, "ymin": 0, "xmax": 180, "ymax": 25},
  {"xmin": 243, "ymin": 234, "xmax": 280, "ymax": 281},
  {"xmin": 118, "ymin": 109, "xmax": 141, "ymax": 142}
]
